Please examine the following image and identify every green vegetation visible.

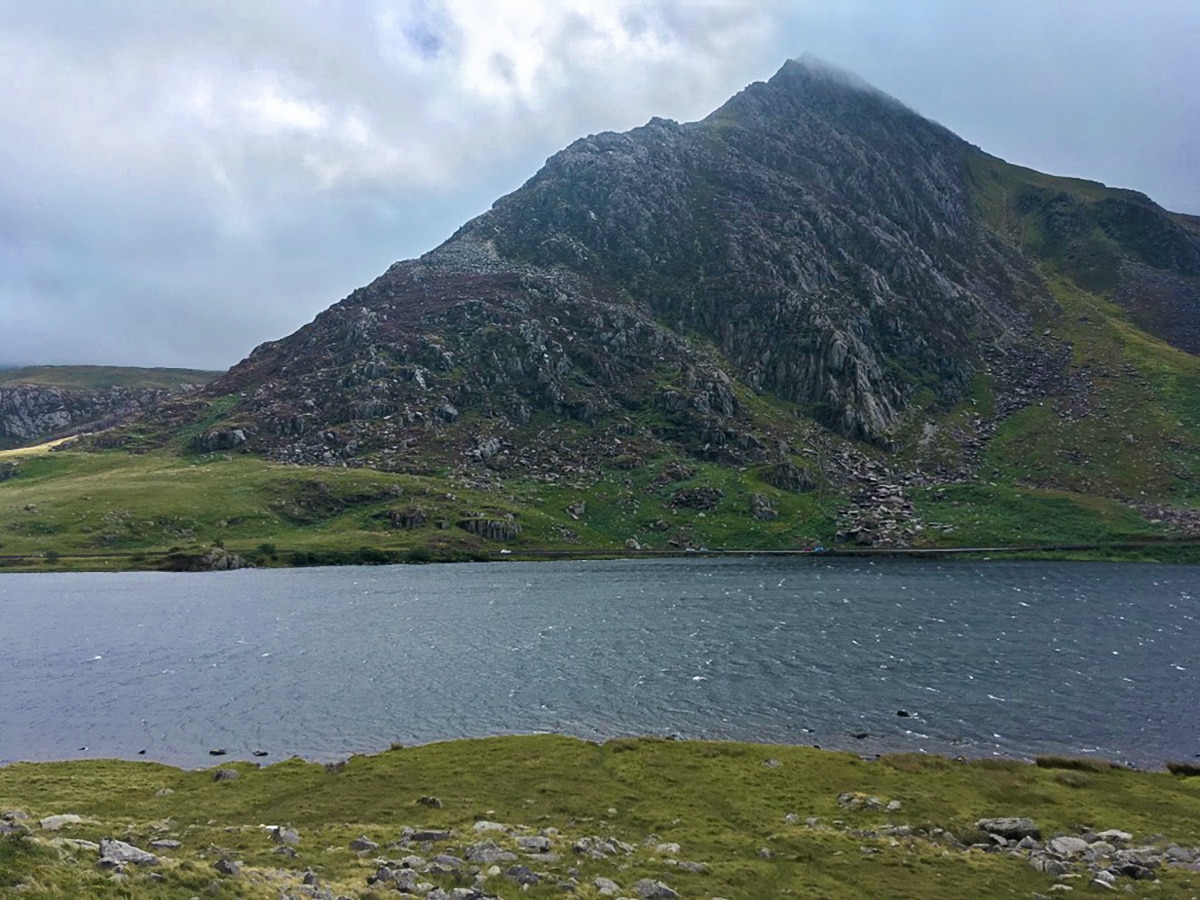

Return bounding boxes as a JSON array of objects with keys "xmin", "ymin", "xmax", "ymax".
[
  {"xmin": 0, "ymin": 365, "xmax": 220, "ymax": 391},
  {"xmin": 1, "ymin": 736, "xmax": 1198, "ymax": 898},
  {"xmin": 0, "ymin": 435, "xmax": 1193, "ymax": 571},
  {"xmin": 0, "ymin": 444, "xmax": 840, "ymax": 570}
]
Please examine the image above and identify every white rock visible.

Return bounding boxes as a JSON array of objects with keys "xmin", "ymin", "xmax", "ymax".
[
  {"xmin": 472, "ymin": 820, "xmax": 507, "ymax": 832},
  {"xmin": 39, "ymin": 814, "xmax": 83, "ymax": 831},
  {"xmin": 1048, "ymin": 836, "xmax": 1090, "ymax": 857}
]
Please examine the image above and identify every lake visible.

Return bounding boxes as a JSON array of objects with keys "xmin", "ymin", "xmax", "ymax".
[{"xmin": 1, "ymin": 557, "xmax": 1197, "ymax": 769}]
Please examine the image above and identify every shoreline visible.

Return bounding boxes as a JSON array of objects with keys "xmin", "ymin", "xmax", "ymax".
[
  {"xmin": 3, "ymin": 538, "xmax": 1200, "ymax": 572},
  {"xmin": 0, "ymin": 728, "xmax": 1176, "ymax": 775},
  {"xmin": 2, "ymin": 734, "xmax": 1199, "ymax": 898}
]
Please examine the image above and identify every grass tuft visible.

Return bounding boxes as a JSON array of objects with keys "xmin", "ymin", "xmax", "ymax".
[{"xmin": 1035, "ymin": 755, "xmax": 1115, "ymax": 773}]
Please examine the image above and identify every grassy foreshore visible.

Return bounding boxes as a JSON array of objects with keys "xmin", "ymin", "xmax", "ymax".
[{"xmin": 2, "ymin": 735, "xmax": 1199, "ymax": 898}]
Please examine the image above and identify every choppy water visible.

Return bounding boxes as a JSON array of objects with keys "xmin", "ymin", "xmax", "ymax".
[{"xmin": 1, "ymin": 557, "xmax": 1197, "ymax": 769}]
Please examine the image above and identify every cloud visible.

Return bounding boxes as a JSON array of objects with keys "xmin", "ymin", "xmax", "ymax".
[{"xmin": 0, "ymin": 1, "xmax": 1196, "ymax": 369}]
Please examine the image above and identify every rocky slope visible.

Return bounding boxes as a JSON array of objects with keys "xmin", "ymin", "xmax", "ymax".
[
  {"xmin": 82, "ymin": 57, "xmax": 1200, "ymax": 549},
  {"xmin": 0, "ymin": 367, "xmax": 217, "ymax": 450}
]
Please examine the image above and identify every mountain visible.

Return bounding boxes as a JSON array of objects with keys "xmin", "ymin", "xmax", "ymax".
[
  {"xmin": 16, "ymin": 58, "xmax": 1200, "ymax": 562},
  {"xmin": 0, "ymin": 366, "xmax": 219, "ymax": 450}
]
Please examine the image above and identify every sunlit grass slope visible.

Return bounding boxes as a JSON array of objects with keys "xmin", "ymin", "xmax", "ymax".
[
  {"xmin": 1, "ymin": 736, "xmax": 1199, "ymax": 899},
  {"xmin": 0, "ymin": 365, "xmax": 221, "ymax": 390}
]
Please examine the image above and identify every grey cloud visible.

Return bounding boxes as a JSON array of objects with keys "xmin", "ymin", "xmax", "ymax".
[{"xmin": 0, "ymin": 0, "xmax": 1196, "ymax": 371}]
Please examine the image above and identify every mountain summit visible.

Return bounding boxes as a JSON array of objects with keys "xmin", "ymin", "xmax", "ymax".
[{"xmin": 91, "ymin": 59, "xmax": 1200, "ymax": 551}]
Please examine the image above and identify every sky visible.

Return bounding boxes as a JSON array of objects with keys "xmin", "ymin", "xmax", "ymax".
[{"xmin": 2, "ymin": 1, "xmax": 1197, "ymax": 371}]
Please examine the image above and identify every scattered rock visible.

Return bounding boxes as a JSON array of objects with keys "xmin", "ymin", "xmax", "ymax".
[
  {"xmin": 411, "ymin": 829, "xmax": 454, "ymax": 842},
  {"xmin": 472, "ymin": 820, "xmax": 508, "ymax": 832},
  {"xmin": 633, "ymin": 878, "xmax": 679, "ymax": 899},
  {"xmin": 212, "ymin": 769, "xmax": 239, "ymax": 782},
  {"xmin": 1048, "ymin": 836, "xmax": 1090, "ymax": 857},
  {"xmin": 750, "ymin": 492, "xmax": 778, "ymax": 521},
  {"xmin": 350, "ymin": 835, "xmax": 379, "ymax": 852},
  {"xmin": 977, "ymin": 817, "xmax": 1041, "ymax": 840},
  {"xmin": 429, "ymin": 854, "xmax": 464, "ymax": 873},
  {"xmin": 504, "ymin": 864, "xmax": 539, "ymax": 885},
  {"xmin": 98, "ymin": 838, "xmax": 158, "ymax": 868},
  {"xmin": 212, "ymin": 858, "xmax": 241, "ymax": 876},
  {"xmin": 466, "ymin": 840, "xmax": 517, "ymax": 864},
  {"xmin": 39, "ymin": 814, "xmax": 83, "ymax": 831}
]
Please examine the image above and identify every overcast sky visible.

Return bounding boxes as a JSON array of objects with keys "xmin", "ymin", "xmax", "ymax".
[{"xmin": 2, "ymin": 0, "xmax": 1197, "ymax": 371}]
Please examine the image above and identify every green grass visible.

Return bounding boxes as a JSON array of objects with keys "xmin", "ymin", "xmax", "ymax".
[
  {"xmin": 981, "ymin": 277, "xmax": 1200, "ymax": 502},
  {"xmin": 0, "ymin": 439, "xmax": 1188, "ymax": 571},
  {"xmin": 911, "ymin": 482, "xmax": 1167, "ymax": 548},
  {"xmin": 0, "ymin": 365, "xmax": 220, "ymax": 390},
  {"xmin": 1, "ymin": 736, "xmax": 1199, "ymax": 898}
]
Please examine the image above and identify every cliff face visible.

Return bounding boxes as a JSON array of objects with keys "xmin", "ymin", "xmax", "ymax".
[
  {"xmin": 456, "ymin": 58, "xmax": 1045, "ymax": 441},
  {"xmin": 105, "ymin": 58, "xmax": 1199, "ymax": 523},
  {"xmin": 0, "ymin": 384, "xmax": 175, "ymax": 449}
]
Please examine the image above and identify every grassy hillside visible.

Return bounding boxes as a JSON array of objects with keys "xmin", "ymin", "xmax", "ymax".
[
  {"xmin": 0, "ymin": 441, "xmax": 1194, "ymax": 571},
  {"xmin": 1, "ymin": 736, "xmax": 1199, "ymax": 899},
  {"xmin": 0, "ymin": 365, "xmax": 221, "ymax": 390}
]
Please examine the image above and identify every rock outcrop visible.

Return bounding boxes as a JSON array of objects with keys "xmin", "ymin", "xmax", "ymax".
[{"xmin": 0, "ymin": 385, "xmax": 181, "ymax": 449}]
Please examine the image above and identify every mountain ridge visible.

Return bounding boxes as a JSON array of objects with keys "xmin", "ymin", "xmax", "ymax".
[{"xmin": 9, "ymin": 58, "xmax": 1197, "ymax": 562}]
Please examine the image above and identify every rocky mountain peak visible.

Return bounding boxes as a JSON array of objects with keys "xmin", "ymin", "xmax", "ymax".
[{"xmin": 95, "ymin": 61, "xmax": 1198, "ymax": 532}]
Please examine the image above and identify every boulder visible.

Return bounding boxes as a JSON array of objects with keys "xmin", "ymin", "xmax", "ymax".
[
  {"xmin": 98, "ymin": 839, "xmax": 159, "ymax": 867},
  {"xmin": 472, "ymin": 820, "xmax": 508, "ymax": 833},
  {"xmin": 411, "ymin": 829, "xmax": 453, "ymax": 842},
  {"xmin": 504, "ymin": 864, "xmax": 539, "ymax": 884},
  {"xmin": 213, "ymin": 858, "xmax": 241, "ymax": 876},
  {"xmin": 977, "ymin": 817, "xmax": 1041, "ymax": 840},
  {"xmin": 1048, "ymin": 836, "xmax": 1090, "ymax": 857},
  {"xmin": 634, "ymin": 878, "xmax": 680, "ymax": 899},
  {"xmin": 750, "ymin": 492, "xmax": 778, "ymax": 521},
  {"xmin": 39, "ymin": 814, "xmax": 83, "ymax": 831},
  {"xmin": 466, "ymin": 840, "xmax": 517, "ymax": 864}
]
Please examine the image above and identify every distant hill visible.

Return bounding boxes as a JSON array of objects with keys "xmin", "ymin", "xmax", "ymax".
[
  {"xmin": 0, "ymin": 366, "xmax": 221, "ymax": 391},
  {"xmin": 0, "ymin": 366, "xmax": 220, "ymax": 450}
]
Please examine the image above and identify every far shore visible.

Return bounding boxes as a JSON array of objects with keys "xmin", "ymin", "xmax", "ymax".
[{"xmin": 2, "ymin": 538, "xmax": 1199, "ymax": 573}]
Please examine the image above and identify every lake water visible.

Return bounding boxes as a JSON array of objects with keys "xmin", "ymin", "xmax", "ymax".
[{"xmin": 1, "ymin": 558, "xmax": 1197, "ymax": 770}]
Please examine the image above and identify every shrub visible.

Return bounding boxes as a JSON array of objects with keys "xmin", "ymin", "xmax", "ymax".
[
  {"xmin": 1036, "ymin": 755, "xmax": 1113, "ymax": 773},
  {"xmin": 1053, "ymin": 771, "xmax": 1094, "ymax": 788},
  {"xmin": 1166, "ymin": 760, "xmax": 1200, "ymax": 777}
]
